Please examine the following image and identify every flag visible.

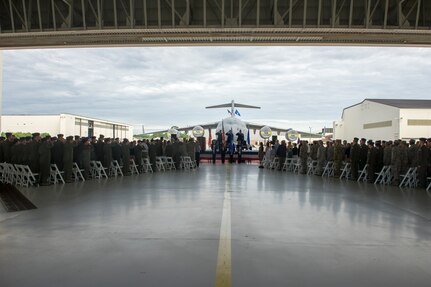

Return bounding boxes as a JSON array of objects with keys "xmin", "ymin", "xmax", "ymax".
[
  {"xmin": 208, "ymin": 129, "xmax": 212, "ymax": 147},
  {"xmin": 221, "ymin": 120, "xmax": 226, "ymax": 145},
  {"xmin": 235, "ymin": 109, "xmax": 241, "ymax": 117},
  {"xmin": 227, "ymin": 109, "xmax": 232, "ymax": 116},
  {"xmin": 247, "ymin": 129, "xmax": 250, "ymax": 146}
]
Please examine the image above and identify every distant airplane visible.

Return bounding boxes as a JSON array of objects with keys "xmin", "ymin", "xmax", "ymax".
[{"xmin": 144, "ymin": 100, "xmax": 317, "ymax": 142}]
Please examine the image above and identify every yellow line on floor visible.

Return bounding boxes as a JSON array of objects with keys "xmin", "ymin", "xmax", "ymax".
[{"xmin": 215, "ymin": 164, "xmax": 232, "ymax": 287}]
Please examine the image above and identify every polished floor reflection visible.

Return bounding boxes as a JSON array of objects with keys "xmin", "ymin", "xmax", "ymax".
[{"xmin": 1, "ymin": 164, "xmax": 431, "ymax": 287}]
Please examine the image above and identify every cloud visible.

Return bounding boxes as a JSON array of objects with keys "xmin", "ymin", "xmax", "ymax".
[{"xmin": 2, "ymin": 46, "xmax": 431, "ymax": 134}]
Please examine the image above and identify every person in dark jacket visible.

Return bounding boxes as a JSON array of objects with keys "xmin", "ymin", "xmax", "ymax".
[
  {"xmin": 39, "ymin": 136, "xmax": 53, "ymax": 185},
  {"xmin": 276, "ymin": 140, "xmax": 287, "ymax": 171},
  {"xmin": 121, "ymin": 139, "xmax": 131, "ymax": 175},
  {"xmin": 80, "ymin": 138, "xmax": 93, "ymax": 180},
  {"xmin": 103, "ymin": 138, "xmax": 113, "ymax": 169},
  {"xmin": 63, "ymin": 136, "xmax": 75, "ymax": 183}
]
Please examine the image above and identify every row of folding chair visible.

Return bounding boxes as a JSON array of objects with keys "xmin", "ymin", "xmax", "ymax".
[
  {"xmin": 155, "ymin": 156, "xmax": 177, "ymax": 172},
  {"xmin": 374, "ymin": 166, "xmax": 393, "ymax": 185},
  {"xmin": 399, "ymin": 167, "xmax": 418, "ymax": 188},
  {"xmin": 180, "ymin": 156, "xmax": 197, "ymax": 170},
  {"xmin": 0, "ymin": 163, "xmax": 39, "ymax": 187}
]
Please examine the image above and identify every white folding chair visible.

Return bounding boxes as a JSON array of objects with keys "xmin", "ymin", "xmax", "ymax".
[
  {"xmin": 109, "ymin": 160, "xmax": 124, "ymax": 177},
  {"xmin": 427, "ymin": 177, "xmax": 431, "ymax": 191},
  {"xmin": 180, "ymin": 156, "xmax": 193, "ymax": 170},
  {"xmin": 165, "ymin": 157, "xmax": 176, "ymax": 170},
  {"xmin": 90, "ymin": 161, "xmax": 108, "ymax": 179},
  {"xmin": 50, "ymin": 164, "xmax": 65, "ymax": 184},
  {"xmin": 142, "ymin": 158, "xmax": 153, "ymax": 173},
  {"xmin": 0, "ymin": 163, "xmax": 6, "ymax": 183},
  {"xmin": 156, "ymin": 157, "xmax": 166, "ymax": 172},
  {"xmin": 339, "ymin": 162, "xmax": 351, "ymax": 179},
  {"xmin": 399, "ymin": 167, "xmax": 418, "ymax": 188},
  {"xmin": 129, "ymin": 159, "xmax": 140, "ymax": 175},
  {"xmin": 307, "ymin": 160, "xmax": 318, "ymax": 175},
  {"xmin": 72, "ymin": 162, "xmax": 85, "ymax": 181},
  {"xmin": 357, "ymin": 164, "xmax": 368, "ymax": 182},
  {"xmin": 322, "ymin": 161, "xmax": 334, "ymax": 177},
  {"xmin": 269, "ymin": 158, "xmax": 280, "ymax": 170}
]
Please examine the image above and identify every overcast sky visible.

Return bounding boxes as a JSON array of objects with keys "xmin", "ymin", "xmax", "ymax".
[{"xmin": 2, "ymin": 46, "xmax": 431, "ymax": 134}]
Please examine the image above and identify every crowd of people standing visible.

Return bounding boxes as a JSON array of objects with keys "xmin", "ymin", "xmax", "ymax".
[
  {"xmin": 0, "ymin": 132, "xmax": 201, "ymax": 186},
  {"xmin": 258, "ymin": 137, "xmax": 431, "ymax": 189}
]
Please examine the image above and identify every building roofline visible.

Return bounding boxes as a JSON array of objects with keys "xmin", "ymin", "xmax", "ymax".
[
  {"xmin": 341, "ymin": 98, "xmax": 431, "ymax": 119},
  {"xmin": 2, "ymin": 113, "xmax": 133, "ymax": 127}
]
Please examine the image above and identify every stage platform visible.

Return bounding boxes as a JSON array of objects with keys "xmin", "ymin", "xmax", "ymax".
[{"xmin": 1, "ymin": 163, "xmax": 431, "ymax": 287}]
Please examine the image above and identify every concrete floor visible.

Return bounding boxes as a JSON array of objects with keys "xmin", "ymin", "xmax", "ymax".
[{"xmin": 1, "ymin": 163, "xmax": 431, "ymax": 287}]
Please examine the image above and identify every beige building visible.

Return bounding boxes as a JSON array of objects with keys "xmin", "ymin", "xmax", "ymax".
[
  {"xmin": 334, "ymin": 99, "xmax": 431, "ymax": 141},
  {"xmin": 1, "ymin": 113, "xmax": 133, "ymax": 139}
]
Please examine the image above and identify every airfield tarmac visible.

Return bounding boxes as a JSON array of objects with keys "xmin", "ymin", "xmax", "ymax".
[{"xmin": 1, "ymin": 163, "xmax": 431, "ymax": 287}]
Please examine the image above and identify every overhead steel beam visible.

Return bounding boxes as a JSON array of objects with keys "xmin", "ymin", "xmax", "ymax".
[
  {"xmin": 239, "ymin": 0, "xmax": 241, "ymax": 27},
  {"xmin": 383, "ymin": 0, "xmax": 388, "ymax": 28},
  {"xmin": 22, "ymin": 0, "xmax": 28, "ymax": 31},
  {"xmin": 256, "ymin": 0, "xmax": 260, "ymax": 27},
  {"xmin": 274, "ymin": 0, "xmax": 277, "ymax": 25},
  {"xmin": 332, "ymin": 0, "xmax": 336, "ymax": 28},
  {"xmin": 37, "ymin": 0, "xmax": 42, "ymax": 31},
  {"xmin": 97, "ymin": 0, "xmax": 102, "ymax": 29},
  {"xmin": 415, "ymin": 0, "xmax": 421, "ymax": 29},
  {"xmin": 81, "ymin": 0, "xmax": 87, "ymax": 29},
  {"xmin": 172, "ymin": 0, "xmax": 175, "ymax": 27},
  {"xmin": 158, "ymin": 0, "xmax": 161, "ymax": 28},
  {"xmin": 203, "ymin": 0, "xmax": 206, "ymax": 27},
  {"xmin": 51, "ymin": 0, "xmax": 57, "ymax": 30},
  {"xmin": 221, "ymin": 0, "xmax": 224, "ymax": 28},
  {"xmin": 402, "ymin": 0, "xmax": 418, "ymax": 26},
  {"xmin": 130, "ymin": 0, "xmax": 135, "ymax": 28},
  {"xmin": 303, "ymin": 0, "xmax": 307, "ymax": 28},
  {"xmin": 289, "ymin": 0, "xmax": 293, "ymax": 27},
  {"xmin": 317, "ymin": 0, "xmax": 321, "ymax": 27},
  {"xmin": 366, "ymin": 0, "xmax": 370, "ymax": 28},
  {"xmin": 349, "ymin": 0, "xmax": 353, "ymax": 28},
  {"xmin": 143, "ymin": 0, "xmax": 147, "ymax": 28},
  {"xmin": 113, "ymin": 0, "xmax": 118, "ymax": 28},
  {"xmin": 8, "ymin": 0, "xmax": 15, "ymax": 32}
]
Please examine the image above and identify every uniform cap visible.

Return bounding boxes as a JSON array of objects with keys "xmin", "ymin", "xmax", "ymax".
[
  {"xmin": 32, "ymin": 132, "xmax": 40, "ymax": 137},
  {"xmin": 361, "ymin": 138, "xmax": 366, "ymax": 142},
  {"xmin": 419, "ymin": 137, "xmax": 427, "ymax": 142},
  {"xmin": 5, "ymin": 132, "xmax": 12, "ymax": 137},
  {"xmin": 57, "ymin": 134, "xmax": 64, "ymax": 138},
  {"xmin": 66, "ymin": 136, "xmax": 74, "ymax": 140},
  {"xmin": 74, "ymin": 135, "xmax": 80, "ymax": 139}
]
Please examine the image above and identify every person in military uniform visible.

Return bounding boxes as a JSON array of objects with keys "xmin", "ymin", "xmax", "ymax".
[
  {"xmin": 103, "ymin": 138, "xmax": 113, "ymax": 169},
  {"xmin": 112, "ymin": 138, "xmax": 122, "ymax": 164},
  {"xmin": 358, "ymin": 138, "xmax": 368, "ymax": 173},
  {"xmin": 122, "ymin": 139, "xmax": 131, "ymax": 175},
  {"xmin": 366, "ymin": 140, "xmax": 377, "ymax": 183},
  {"xmin": 391, "ymin": 140, "xmax": 402, "ymax": 186},
  {"xmin": 310, "ymin": 141, "xmax": 318, "ymax": 161},
  {"xmin": 400, "ymin": 141, "xmax": 409, "ymax": 174},
  {"xmin": 80, "ymin": 138, "xmax": 93, "ymax": 180},
  {"xmin": 187, "ymin": 138, "xmax": 196, "ymax": 162},
  {"xmin": 3, "ymin": 132, "xmax": 14, "ymax": 163},
  {"xmin": 134, "ymin": 140, "xmax": 143, "ymax": 170},
  {"xmin": 52, "ymin": 134, "xmax": 65, "ymax": 170},
  {"xmin": 96, "ymin": 135, "xmax": 105, "ymax": 162},
  {"xmin": 194, "ymin": 140, "xmax": 201, "ymax": 167},
  {"xmin": 407, "ymin": 139, "xmax": 418, "ymax": 169},
  {"xmin": 316, "ymin": 141, "xmax": 326, "ymax": 175},
  {"xmin": 383, "ymin": 141, "xmax": 392, "ymax": 167},
  {"xmin": 226, "ymin": 130, "xmax": 234, "ymax": 163},
  {"xmin": 63, "ymin": 136, "xmax": 76, "ymax": 183},
  {"xmin": 299, "ymin": 140, "xmax": 309, "ymax": 174},
  {"xmin": 236, "ymin": 130, "xmax": 245, "ymax": 164},
  {"xmin": 417, "ymin": 138, "xmax": 429, "ymax": 188},
  {"xmin": 350, "ymin": 137, "xmax": 360, "ymax": 180},
  {"xmin": 73, "ymin": 135, "xmax": 81, "ymax": 166},
  {"xmin": 326, "ymin": 141, "xmax": 334, "ymax": 163},
  {"xmin": 276, "ymin": 140, "xmax": 287, "ymax": 171},
  {"xmin": 375, "ymin": 141, "xmax": 384, "ymax": 173},
  {"xmin": 39, "ymin": 136, "xmax": 53, "ymax": 186},
  {"xmin": 211, "ymin": 139, "xmax": 217, "ymax": 164},
  {"xmin": 0, "ymin": 136, "xmax": 5, "ymax": 163},
  {"xmin": 333, "ymin": 140, "xmax": 343, "ymax": 177}
]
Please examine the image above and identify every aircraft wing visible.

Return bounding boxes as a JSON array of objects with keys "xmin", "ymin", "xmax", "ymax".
[{"xmin": 141, "ymin": 122, "xmax": 219, "ymax": 136}]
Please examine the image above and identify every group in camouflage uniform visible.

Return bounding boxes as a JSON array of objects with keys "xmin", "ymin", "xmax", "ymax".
[
  {"xmin": 0, "ymin": 132, "xmax": 201, "ymax": 186},
  {"xmin": 290, "ymin": 136, "xmax": 431, "ymax": 189}
]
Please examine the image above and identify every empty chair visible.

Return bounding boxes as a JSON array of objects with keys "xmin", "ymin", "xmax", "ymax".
[
  {"xmin": 307, "ymin": 160, "xmax": 318, "ymax": 175},
  {"xmin": 142, "ymin": 158, "xmax": 153, "ymax": 173},
  {"xmin": 155, "ymin": 157, "xmax": 166, "ymax": 172},
  {"xmin": 72, "ymin": 162, "xmax": 85, "ymax": 181},
  {"xmin": 129, "ymin": 159, "xmax": 140, "ymax": 175},
  {"xmin": 339, "ymin": 162, "xmax": 351, "ymax": 179},
  {"xmin": 322, "ymin": 161, "xmax": 334, "ymax": 177},
  {"xmin": 399, "ymin": 167, "xmax": 418, "ymax": 188},
  {"xmin": 90, "ymin": 161, "xmax": 108, "ymax": 179},
  {"xmin": 109, "ymin": 160, "xmax": 124, "ymax": 177},
  {"xmin": 50, "ymin": 164, "xmax": 65, "ymax": 184},
  {"xmin": 165, "ymin": 157, "xmax": 176, "ymax": 170},
  {"xmin": 357, "ymin": 164, "xmax": 368, "ymax": 182}
]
